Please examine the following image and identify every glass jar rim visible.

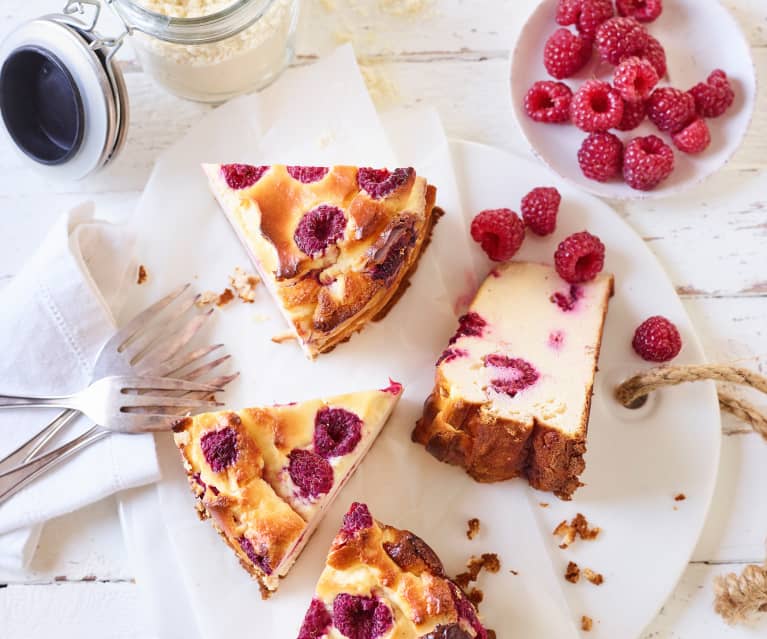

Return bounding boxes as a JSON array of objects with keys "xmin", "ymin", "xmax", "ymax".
[{"xmin": 111, "ymin": 0, "xmax": 278, "ymax": 45}]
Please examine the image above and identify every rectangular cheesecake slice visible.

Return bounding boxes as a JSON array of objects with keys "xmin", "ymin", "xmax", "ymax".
[{"xmin": 413, "ymin": 261, "xmax": 614, "ymax": 499}]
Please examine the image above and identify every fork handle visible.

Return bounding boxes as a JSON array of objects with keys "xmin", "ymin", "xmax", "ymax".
[
  {"xmin": 0, "ymin": 393, "xmax": 75, "ymax": 409},
  {"xmin": 0, "ymin": 426, "xmax": 108, "ymax": 505},
  {"xmin": 0, "ymin": 410, "xmax": 80, "ymax": 472}
]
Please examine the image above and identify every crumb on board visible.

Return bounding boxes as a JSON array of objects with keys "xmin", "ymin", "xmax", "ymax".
[
  {"xmin": 360, "ymin": 64, "xmax": 400, "ymax": 105},
  {"xmin": 378, "ymin": 0, "xmax": 435, "ymax": 17},
  {"xmin": 455, "ymin": 553, "xmax": 501, "ymax": 589},
  {"xmin": 554, "ymin": 513, "xmax": 601, "ymax": 549},
  {"xmin": 509, "ymin": 569, "xmax": 519, "ymax": 575},
  {"xmin": 272, "ymin": 331, "xmax": 298, "ymax": 344},
  {"xmin": 583, "ymin": 568, "xmax": 604, "ymax": 586},
  {"xmin": 466, "ymin": 587, "xmax": 483, "ymax": 606},
  {"xmin": 317, "ymin": 130, "xmax": 336, "ymax": 149},
  {"xmin": 466, "ymin": 518, "xmax": 480, "ymax": 540},
  {"xmin": 539, "ymin": 502, "xmax": 549, "ymax": 508},
  {"xmin": 229, "ymin": 266, "xmax": 260, "ymax": 303},
  {"xmin": 136, "ymin": 264, "xmax": 148, "ymax": 285},
  {"xmin": 581, "ymin": 616, "xmax": 593, "ymax": 631},
  {"xmin": 486, "ymin": 632, "xmax": 497, "ymax": 639},
  {"xmin": 565, "ymin": 561, "xmax": 580, "ymax": 584},
  {"xmin": 196, "ymin": 288, "xmax": 234, "ymax": 308},
  {"xmin": 319, "ymin": 0, "xmax": 336, "ymax": 10},
  {"xmin": 675, "ymin": 493, "xmax": 687, "ymax": 501}
]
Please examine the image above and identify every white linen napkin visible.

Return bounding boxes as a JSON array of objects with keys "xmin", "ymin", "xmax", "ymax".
[{"xmin": 0, "ymin": 203, "xmax": 160, "ymax": 571}]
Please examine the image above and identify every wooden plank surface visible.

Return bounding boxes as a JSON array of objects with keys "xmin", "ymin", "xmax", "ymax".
[{"xmin": 0, "ymin": 0, "xmax": 765, "ymax": 636}]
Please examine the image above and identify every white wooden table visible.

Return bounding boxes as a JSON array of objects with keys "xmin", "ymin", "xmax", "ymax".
[{"xmin": 1, "ymin": 0, "xmax": 765, "ymax": 636}]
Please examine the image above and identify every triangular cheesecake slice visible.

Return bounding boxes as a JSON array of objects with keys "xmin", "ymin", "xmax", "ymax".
[
  {"xmin": 413, "ymin": 262, "xmax": 614, "ymax": 500},
  {"xmin": 297, "ymin": 502, "xmax": 489, "ymax": 639},
  {"xmin": 203, "ymin": 164, "xmax": 439, "ymax": 358},
  {"xmin": 172, "ymin": 382, "xmax": 403, "ymax": 596}
]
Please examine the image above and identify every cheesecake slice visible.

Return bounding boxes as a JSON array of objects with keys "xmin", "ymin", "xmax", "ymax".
[
  {"xmin": 413, "ymin": 262, "xmax": 614, "ymax": 499},
  {"xmin": 172, "ymin": 383, "xmax": 403, "ymax": 596},
  {"xmin": 296, "ymin": 502, "xmax": 489, "ymax": 639},
  {"xmin": 204, "ymin": 164, "xmax": 440, "ymax": 359}
]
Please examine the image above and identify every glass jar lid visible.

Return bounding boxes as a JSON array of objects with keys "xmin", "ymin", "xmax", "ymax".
[{"xmin": 0, "ymin": 5, "xmax": 128, "ymax": 180}]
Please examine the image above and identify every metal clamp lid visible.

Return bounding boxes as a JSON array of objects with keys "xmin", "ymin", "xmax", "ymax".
[{"xmin": 0, "ymin": 0, "xmax": 130, "ymax": 180}]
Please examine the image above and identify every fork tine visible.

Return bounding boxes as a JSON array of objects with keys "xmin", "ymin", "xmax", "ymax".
[
  {"xmin": 120, "ymin": 395, "xmax": 223, "ymax": 409},
  {"xmin": 144, "ymin": 343, "xmax": 225, "ymax": 378},
  {"xmin": 112, "ymin": 283, "xmax": 190, "ymax": 353},
  {"xmin": 122, "ymin": 293, "xmax": 199, "ymax": 364},
  {"xmin": 134, "ymin": 308, "xmax": 214, "ymax": 370},
  {"xmin": 119, "ymin": 377, "xmax": 224, "ymax": 393},
  {"xmin": 178, "ymin": 354, "xmax": 232, "ymax": 381}
]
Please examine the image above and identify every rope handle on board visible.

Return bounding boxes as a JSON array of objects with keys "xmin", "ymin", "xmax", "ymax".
[{"xmin": 615, "ymin": 363, "xmax": 767, "ymax": 624}]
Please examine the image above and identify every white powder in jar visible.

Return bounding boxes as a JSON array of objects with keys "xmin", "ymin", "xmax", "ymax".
[{"xmin": 131, "ymin": 0, "xmax": 298, "ymax": 102}]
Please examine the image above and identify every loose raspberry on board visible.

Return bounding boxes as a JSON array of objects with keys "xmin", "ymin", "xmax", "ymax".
[
  {"xmin": 470, "ymin": 209, "xmax": 525, "ymax": 262},
  {"xmin": 632, "ymin": 316, "xmax": 682, "ymax": 362},
  {"xmin": 554, "ymin": 231, "xmax": 606, "ymax": 283}
]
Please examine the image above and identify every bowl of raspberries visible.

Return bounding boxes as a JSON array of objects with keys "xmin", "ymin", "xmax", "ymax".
[{"xmin": 510, "ymin": 0, "xmax": 756, "ymax": 199}]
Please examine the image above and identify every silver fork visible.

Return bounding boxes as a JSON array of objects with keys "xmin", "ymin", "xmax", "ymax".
[
  {"xmin": 0, "ymin": 283, "xmax": 213, "ymax": 471},
  {"xmin": 0, "ymin": 363, "xmax": 237, "ymax": 505},
  {"xmin": 0, "ymin": 375, "xmax": 223, "ymax": 433}
]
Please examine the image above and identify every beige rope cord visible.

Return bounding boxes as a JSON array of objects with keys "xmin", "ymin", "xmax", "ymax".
[{"xmin": 615, "ymin": 363, "xmax": 767, "ymax": 624}]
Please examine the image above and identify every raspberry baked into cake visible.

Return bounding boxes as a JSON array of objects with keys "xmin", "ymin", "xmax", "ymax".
[
  {"xmin": 297, "ymin": 502, "xmax": 490, "ymax": 639},
  {"xmin": 204, "ymin": 164, "xmax": 439, "ymax": 358},
  {"xmin": 172, "ymin": 383, "xmax": 403, "ymax": 596},
  {"xmin": 413, "ymin": 262, "xmax": 614, "ymax": 499}
]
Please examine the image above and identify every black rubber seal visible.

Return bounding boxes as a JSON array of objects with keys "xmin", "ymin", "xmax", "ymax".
[{"xmin": 0, "ymin": 45, "xmax": 84, "ymax": 165}]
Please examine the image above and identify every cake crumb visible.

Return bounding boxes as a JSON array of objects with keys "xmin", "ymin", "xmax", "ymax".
[
  {"xmin": 317, "ymin": 130, "xmax": 336, "ymax": 149},
  {"xmin": 320, "ymin": 0, "xmax": 336, "ymax": 10},
  {"xmin": 272, "ymin": 331, "xmax": 297, "ymax": 344},
  {"xmin": 539, "ymin": 502, "xmax": 549, "ymax": 508},
  {"xmin": 486, "ymin": 632, "xmax": 497, "ymax": 639},
  {"xmin": 554, "ymin": 513, "xmax": 600, "ymax": 549},
  {"xmin": 675, "ymin": 493, "xmax": 687, "ymax": 501},
  {"xmin": 229, "ymin": 266, "xmax": 260, "ymax": 303},
  {"xmin": 360, "ymin": 64, "xmax": 400, "ymax": 106},
  {"xmin": 565, "ymin": 561, "xmax": 580, "ymax": 584},
  {"xmin": 455, "ymin": 553, "xmax": 501, "ymax": 589},
  {"xmin": 378, "ymin": 0, "xmax": 434, "ymax": 17},
  {"xmin": 466, "ymin": 587, "xmax": 483, "ymax": 606},
  {"xmin": 136, "ymin": 264, "xmax": 148, "ymax": 284},
  {"xmin": 196, "ymin": 288, "xmax": 234, "ymax": 308},
  {"xmin": 510, "ymin": 569, "xmax": 519, "ymax": 575},
  {"xmin": 583, "ymin": 568, "xmax": 604, "ymax": 585},
  {"xmin": 581, "ymin": 616, "xmax": 593, "ymax": 631},
  {"xmin": 466, "ymin": 518, "xmax": 480, "ymax": 540}
]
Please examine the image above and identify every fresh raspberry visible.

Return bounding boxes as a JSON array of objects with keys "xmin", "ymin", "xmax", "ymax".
[
  {"xmin": 298, "ymin": 598, "xmax": 333, "ymax": 639},
  {"xmin": 616, "ymin": 98, "xmax": 647, "ymax": 130},
  {"xmin": 341, "ymin": 502, "xmax": 374, "ymax": 534},
  {"xmin": 288, "ymin": 449, "xmax": 333, "ymax": 499},
  {"xmin": 294, "ymin": 204, "xmax": 347, "ymax": 257},
  {"xmin": 313, "ymin": 407, "xmax": 363, "ymax": 459},
  {"xmin": 485, "ymin": 355, "xmax": 540, "ymax": 397},
  {"xmin": 554, "ymin": 231, "xmax": 606, "ymax": 283},
  {"xmin": 556, "ymin": 0, "xmax": 582, "ymax": 26},
  {"xmin": 570, "ymin": 80, "xmax": 624, "ymax": 132},
  {"xmin": 647, "ymin": 87, "xmax": 696, "ymax": 133},
  {"xmin": 575, "ymin": 0, "xmax": 614, "ymax": 38},
  {"xmin": 448, "ymin": 312, "xmax": 487, "ymax": 344},
  {"xmin": 596, "ymin": 17, "xmax": 648, "ymax": 65},
  {"xmin": 287, "ymin": 166, "xmax": 328, "ymax": 183},
  {"xmin": 623, "ymin": 135, "xmax": 675, "ymax": 190},
  {"xmin": 632, "ymin": 316, "xmax": 682, "ymax": 362},
  {"xmin": 544, "ymin": 28, "xmax": 592, "ymax": 79},
  {"xmin": 220, "ymin": 164, "xmax": 269, "ymax": 190},
  {"xmin": 556, "ymin": 0, "xmax": 614, "ymax": 38},
  {"xmin": 524, "ymin": 81, "xmax": 573, "ymax": 123},
  {"xmin": 521, "ymin": 186, "xmax": 561, "ymax": 236},
  {"xmin": 688, "ymin": 69, "xmax": 735, "ymax": 118},
  {"xmin": 577, "ymin": 132, "xmax": 624, "ymax": 182},
  {"xmin": 470, "ymin": 208, "xmax": 525, "ymax": 262},
  {"xmin": 672, "ymin": 118, "xmax": 711, "ymax": 154},
  {"xmin": 238, "ymin": 537, "xmax": 271, "ymax": 575},
  {"xmin": 200, "ymin": 427, "xmax": 238, "ymax": 473},
  {"xmin": 333, "ymin": 594, "xmax": 393, "ymax": 639},
  {"xmin": 436, "ymin": 347, "xmax": 468, "ymax": 365},
  {"xmin": 613, "ymin": 56, "xmax": 658, "ymax": 102},
  {"xmin": 635, "ymin": 34, "xmax": 667, "ymax": 77},
  {"xmin": 357, "ymin": 167, "xmax": 414, "ymax": 199},
  {"xmin": 616, "ymin": 0, "xmax": 663, "ymax": 23}
]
